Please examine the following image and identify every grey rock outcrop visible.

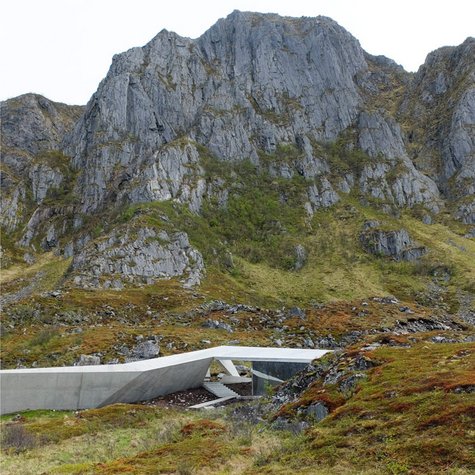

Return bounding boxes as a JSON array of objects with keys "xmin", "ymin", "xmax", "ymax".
[
  {"xmin": 306, "ymin": 179, "xmax": 340, "ymax": 214},
  {"xmin": 360, "ymin": 226, "xmax": 427, "ymax": 261},
  {"xmin": 400, "ymin": 37, "xmax": 475, "ymax": 222},
  {"xmin": 63, "ymin": 11, "xmax": 446, "ymax": 219},
  {"xmin": 29, "ymin": 163, "xmax": 64, "ymax": 204},
  {"xmin": 0, "ymin": 94, "xmax": 83, "ymax": 230},
  {"xmin": 71, "ymin": 226, "xmax": 204, "ymax": 288},
  {"xmin": 76, "ymin": 354, "xmax": 101, "ymax": 366},
  {"xmin": 358, "ymin": 111, "xmax": 407, "ymax": 159},
  {"xmin": 65, "ymin": 12, "xmax": 369, "ymax": 214},
  {"xmin": 306, "ymin": 402, "xmax": 329, "ymax": 421},
  {"xmin": 201, "ymin": 319, "xmax": 234, "ymax": 333},
  {"xmin": 293, "ymin": 244, "xmax": 307, "ymax": 270},
  {"xmin": 126, "ymin": 340, "xmax": 160, "ymax": 362},
  {"xmin": 126, "ymin": 141, "xmax": 206, "ymax": 213}
]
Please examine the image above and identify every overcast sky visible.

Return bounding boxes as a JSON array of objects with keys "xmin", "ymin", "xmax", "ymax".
[{"xmin": 1, "ymin": 0, "xmax": 474, "ymax": 105}]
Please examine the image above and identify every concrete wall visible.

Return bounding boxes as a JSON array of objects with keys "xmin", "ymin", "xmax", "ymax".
[
  {"xmin": 252, "ymin": 361, "xmax": 308, "ymax": 395},
  {"xmin": 0, "ymin": 358, "xmax": 212, "ymax": 414}
]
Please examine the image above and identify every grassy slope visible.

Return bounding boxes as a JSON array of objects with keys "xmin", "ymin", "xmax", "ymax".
[
  {"xmin": 105, "ymin": 189, "xmax": 475, "ymax": 308},
  {"xmin": 2, "ymin": 200, "xmax": 474, "ymax": 309},
  {"xmin": 1, "ymin": 194, "xmax": 474, "ymax": 368}
]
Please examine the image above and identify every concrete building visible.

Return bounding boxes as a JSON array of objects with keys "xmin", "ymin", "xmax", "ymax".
[{"xmin": 0, "ymin": 346, "xmax": 330, "ymax": 414}]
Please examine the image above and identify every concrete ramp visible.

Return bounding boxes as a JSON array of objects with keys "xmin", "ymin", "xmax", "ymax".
[{"xmin": 219, "ymin": 375, "xmax": 252, "ymax": 384}]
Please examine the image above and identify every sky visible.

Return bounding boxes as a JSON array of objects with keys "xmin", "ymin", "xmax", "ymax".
[{"xmin": 1, "ymin": 0, "xmax": 474, "ymax": 105}]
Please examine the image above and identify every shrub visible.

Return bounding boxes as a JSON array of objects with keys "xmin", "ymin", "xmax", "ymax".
[
  {"xmin": 1, "ymin": 423, "xmax": 37, "ymax": 453},
  {"xmin": 29, "ymin": 327, "xmax": 59, "ymax": 347}
]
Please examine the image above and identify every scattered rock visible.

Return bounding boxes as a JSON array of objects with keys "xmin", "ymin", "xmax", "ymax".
[
  {"xmin": 75, "ymin": 354, "xmax": 101, "ymax": 366},
  {"xmin": 338, "ymin": 373, "xmax": 367, "ymax": 393},
  {"xmin": 23, "ymin": 253, "xmax": 35, "ymax": 265},
  {"xmin": 453, "ymin": 385, "xmax": 475, "ymax": 394},
  {"xmin": 128, "ymin": 340, "xmax": 160, "ymax": 360},
  {"xmin": 350, "ymin": 355, "xmax": 377, "ymax": 371},
  {"xmin": 305, "ymin": 402, "xmax": 329, "ymax": 421},
  {"xmin": 303, "ymin": 338, "xmax": 315, "ymax": 348},
  {"xmin": 288, "ymin": 307, "xmax": 306, "ymax": 319},
  {"xmin": 464, "ymin": 228, "xmax": 475, "ymax": 238},
  {"xmin": 293, "ymin": 244, "xmax": 308, "ymax": 271},
  {"xmin": 362, "ymin": 220, "xmax": 380, "ymax": 230},
  {"xmin": 271, "ymin": 417, "xmax": 310, "ymax": 433},
  {"xmin": 394, "ymin": 317, "xmax": 460, "ymax": 334},
  {"xmin": 201, "ymin": 319, "xmax": 233, "ymax": 333},
  {"xmin": 316, "ymin": 335, "xmax": 340, "ymax": 349},
  {"xmin": 431, "ymin": 335, "xmax": 457, "ymax": 344}
]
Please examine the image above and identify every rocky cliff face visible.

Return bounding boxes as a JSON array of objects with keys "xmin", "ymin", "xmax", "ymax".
[
  {"xmin": 400, "ymin": 37, "xmax": 475, "ymax": 223},
  {"xmin": 66, "ymin": 11, "xmax": 448, "ymax": 217},
  {"xmin": 1, "ymin": 11, "xmax": 474, "ymax": 288},
  {"xmin": 0, "ymin": 94, "xmax": 83, "ymax": 231}
]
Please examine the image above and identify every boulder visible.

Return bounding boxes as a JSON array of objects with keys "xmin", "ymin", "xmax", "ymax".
[
  {"xmin": 75, "ymin": 354, "xmax": 101, "ymax": 366},
  {"xmin": 306, "ymin": 402, "xmax": 329, "ymax": 421}
]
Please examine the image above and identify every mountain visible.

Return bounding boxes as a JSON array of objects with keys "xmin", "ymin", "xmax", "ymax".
[
  {"xmin": 1, "ymin": 11, "xmax": 474, "ymax": 297},
  {"xmin": 1, "ymin": 12, "xmax": 474, "ymax": 474}
]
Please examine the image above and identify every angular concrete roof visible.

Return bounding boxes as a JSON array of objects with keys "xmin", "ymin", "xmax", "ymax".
[{"xmin": 0, "ymin": 346, "xmax": 330, "ymax": 414}]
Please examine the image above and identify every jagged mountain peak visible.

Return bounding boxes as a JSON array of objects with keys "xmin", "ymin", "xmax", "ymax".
[
  {"xmin": 420, "ymin": 36, "xmax": 474, "ymax": 68},
  {"xmin": 67, "ymin": 10, "xmax": 442, "ymax": 217}
]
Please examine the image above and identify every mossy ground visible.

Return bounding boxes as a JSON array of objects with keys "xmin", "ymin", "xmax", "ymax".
[
  {"xmin": 0, "ymin": 404, "xmax": 282, "ymax": 475},
  {"xmin": 268, "ymin": 343, "xmax": 475, "ymax": 475}
]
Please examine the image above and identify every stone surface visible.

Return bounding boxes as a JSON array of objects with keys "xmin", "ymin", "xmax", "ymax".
[
  {"xmin": 306, "ymin": 402, "xmax": 329, "ymax": 421},
  {"xmin": 75, "ymin": 354, "xmax": 101, "ymax": 366},
  {"xmin": 0, "ymin": 94, "xmax": 83, "ymax": 231},
  {"xmin": 62, "ymin": 11, "xmax": 448, "ymax": 219},
  {"xmin": 293, "ymin": 244, "xmax": 307, "ymax": 271},
  {"xmin": 201, "ymin": 320, "xmax": 234, "ymax": 333},
  {"xmin": 29, "ymin": 163, "xmax": 64, "ymax": 204},
  {"xmin": 66, "ymin": 12, "xmax": 370, "ymax": 214},
  {"xmin": 288, "ymin": 307, "xmax": 306, "ymax": 319},
  {"xmin": 126, "ymin": 340, "xmax": 160, "ymax": 361},
  {"xmin": 360, "ymin": 227, "xmax": 427, "ymax": 261},
  {"xmin": 72, "ymin": 227, "xmax": 204, "ymax": 288},
  {"xmin": 400, "ymin": 37, "xmax": 475, "ymax": 222}
]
